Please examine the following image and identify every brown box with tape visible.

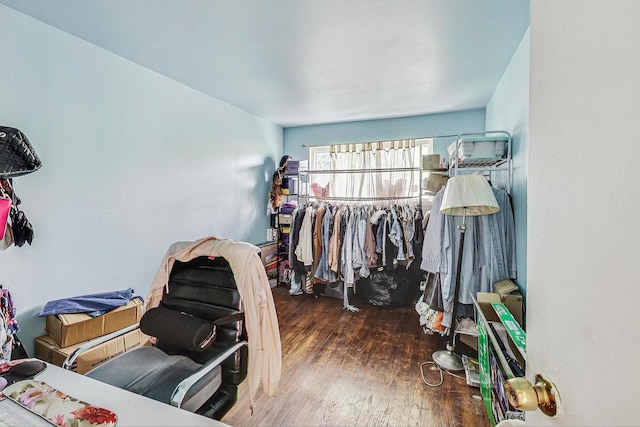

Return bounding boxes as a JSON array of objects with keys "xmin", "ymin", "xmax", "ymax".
[
  {"xmin": 34, "ymin": 328, "xmax": 146, "ymax": 374},
  {"xmin": 45, "ymin": 298, "xmax": 143, "ymax": 347},
  {"xmin": 422, "ymin": 154, "xmax": 442, "ymax": 170},
  {"xmin": 425, "ymin": 173, "xmax": 449, "ymax": 193}
]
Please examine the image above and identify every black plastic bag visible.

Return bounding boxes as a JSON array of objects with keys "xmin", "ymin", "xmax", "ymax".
[{"xmin": 358, "ymin": 268, "xmax": 421, "ymax": 307}]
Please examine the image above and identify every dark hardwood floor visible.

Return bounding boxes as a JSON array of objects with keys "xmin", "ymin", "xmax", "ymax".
[{"xmin": 222, "ymin": 285, "xmax": 489, "ymax": 427}]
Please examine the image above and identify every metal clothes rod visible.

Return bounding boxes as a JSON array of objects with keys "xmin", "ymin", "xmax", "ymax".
[
  {"xmin": 300, "ymin": 167, "xmax": 420, "ymax": 174},
  {"xmin": 303, "ymin": 195, "xmax": 420, "ymax": 202}
]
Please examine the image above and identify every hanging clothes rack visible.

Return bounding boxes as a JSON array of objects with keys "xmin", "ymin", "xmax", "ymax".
[
  {"xmin": 307, "ymin": 195, "xmax": 421, "ymax": 202},
  {"xmin": 287, "ymin": 200, "xmax": 424, "ymax": 312},
  {"xmin": 288, "ymin": 197, "xmax": 424, "ymax": 310},
  {"xmin": 282, "ymin": 138, "xmax": 425, "ymax": 310}
]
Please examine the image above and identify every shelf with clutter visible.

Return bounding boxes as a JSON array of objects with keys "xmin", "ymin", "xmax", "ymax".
[
  {"xmin": 447, "ymin": 130, "xmax": 512, "ymax": 193},
  {"xmin": 267, "ymin": 157, "xmax": 308, "ymax": 286},
  {"xmin": 419, "ymin": 130, "xmax": 518, "ymax": 402}
]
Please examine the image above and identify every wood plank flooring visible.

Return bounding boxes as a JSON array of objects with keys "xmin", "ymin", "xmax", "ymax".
[{"xmin": 222, "ymin": 286, "xmax": 489, "ymax": 427}]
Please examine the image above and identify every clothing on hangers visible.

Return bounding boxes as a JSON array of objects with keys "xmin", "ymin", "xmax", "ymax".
[
  {"xmin": 288, "ymin": 199, "xmax": 423, "ymax": 311},
  {"xmin": 419, "ymin": 183, "xmax": 516, "ymax": 329}
]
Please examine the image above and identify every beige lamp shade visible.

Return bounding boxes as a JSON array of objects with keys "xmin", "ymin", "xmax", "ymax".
[{"xmin": 440, "ymin": 174, "xmax": 500, "ymax": 216}]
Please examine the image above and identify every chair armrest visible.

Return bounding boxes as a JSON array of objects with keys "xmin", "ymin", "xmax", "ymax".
[
  {"xmin": 170, "ymin": 340, "xmax": 247, "ymax": 408},
  {"xmin": 213, "ymin": 312, "xmax": 244, "ymax": 327},
  {"xmin": 62, "ymin": 323, "xmax": 140, "ymax": 370}
]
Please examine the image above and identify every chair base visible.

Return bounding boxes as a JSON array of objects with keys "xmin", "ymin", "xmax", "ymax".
[{"xmin": 197, "ymin": 383, "xmax": 238, "ymax": 421}]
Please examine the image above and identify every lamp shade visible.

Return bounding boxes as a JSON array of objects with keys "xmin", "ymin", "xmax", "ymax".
[{"xmin": 440, "ymin": 174, "xmax": 500, "ymax": 216}]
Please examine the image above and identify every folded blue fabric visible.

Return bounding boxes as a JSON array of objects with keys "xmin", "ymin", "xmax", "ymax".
[{"xmin": 38, "ymin": 288, "xmax": 134, "ymax": 317}]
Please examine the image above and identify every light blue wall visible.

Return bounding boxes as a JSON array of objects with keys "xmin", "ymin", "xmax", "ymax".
[
  {"xmin": 284, "ymin": 109, "xmax": 486, "ymax": 160},
  {"xmin": 0, "ymin": 5, "xmax": 282, "ymax": 355},
  {"xmin": 486, "ymin": 29, "xmax": 530, "ymax": 295}
]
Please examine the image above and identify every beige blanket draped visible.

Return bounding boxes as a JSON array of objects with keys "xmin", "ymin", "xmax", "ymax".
[{"xmin": 145, "ymin": 236, "xmax": 282, "ymax": 410}]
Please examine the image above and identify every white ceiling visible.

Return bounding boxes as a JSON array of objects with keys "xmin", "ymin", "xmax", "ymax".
[{"xmin": 0, "ymin": 0, "xmax": 529, "ymax": 127}]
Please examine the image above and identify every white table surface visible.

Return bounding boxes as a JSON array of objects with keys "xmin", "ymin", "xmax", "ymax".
[{"xmin": 25, "ymin": 361, "xmax": 231, "ymax": 426}]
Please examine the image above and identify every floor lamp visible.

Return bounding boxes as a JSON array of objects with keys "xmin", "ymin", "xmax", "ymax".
[{"xmin": 432, "ymin": 174, "xmax": 500, "ymax": 371}]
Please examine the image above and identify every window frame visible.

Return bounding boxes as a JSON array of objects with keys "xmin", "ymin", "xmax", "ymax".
[{"xmin": 306, "ymin": 138, "xmax": 433, "ymax": 201}]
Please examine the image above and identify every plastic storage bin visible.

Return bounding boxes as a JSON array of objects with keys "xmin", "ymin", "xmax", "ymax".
[
  {"xmin": 458, "ymin": 135, "xmax": 508, "ymax": 159},
  {"xmin": 449, "ymin": 135, "xmax": 509, "ymax": 160}
]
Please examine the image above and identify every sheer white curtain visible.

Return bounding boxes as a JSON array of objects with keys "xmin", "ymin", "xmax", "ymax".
[{"xmin": 328, "ymin": 140, "xmax": 420, "ymax": 200}]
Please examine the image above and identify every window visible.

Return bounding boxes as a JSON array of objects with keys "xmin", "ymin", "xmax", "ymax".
[
  {"xmin": 308, "ymin": 138, "xmax": 432, "ymax": 201},
  {"xmin": 308, "ymin": 145, "xmax": 331, "ymax": 196}
]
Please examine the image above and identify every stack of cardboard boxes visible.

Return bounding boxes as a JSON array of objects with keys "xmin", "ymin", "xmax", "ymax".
[
  {"xmin": 459, "ymin": 279, "xmax": 524, "ymax": 350},
  {"xmin": 473, "ymin": 280, "xmax": 526, "ymax": 426},
  {"xmin": 34, "ymin": 298, "xmax": 146, "ymax": 374}
]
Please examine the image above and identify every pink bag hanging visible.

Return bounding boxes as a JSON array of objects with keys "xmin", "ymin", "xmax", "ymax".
[{"xmin": 0, "ymin": 197, "xmax": 10, "ymax": 239}]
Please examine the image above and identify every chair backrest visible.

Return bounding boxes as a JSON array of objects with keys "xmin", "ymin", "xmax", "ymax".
[{"xmin": 161, "ymin": 256, "xmax": 248, "ymax": 388}]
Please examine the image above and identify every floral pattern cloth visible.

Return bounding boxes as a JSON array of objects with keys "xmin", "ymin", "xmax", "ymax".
[
  {"xmin": 0, "ymin": 358, "xmax": 39, "ymax": 374},
  {"xmin": 1, "ymin": 380, "xmax": 117, "ymax": 426}
]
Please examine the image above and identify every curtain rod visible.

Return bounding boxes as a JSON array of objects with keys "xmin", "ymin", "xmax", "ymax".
[
  {"xmin": 301, "ymin": 166, "xmax": 420, "ymax": 174},
  {"xmin": 299, "ymin": 133, "xmax": 460, "ymax": 149}
]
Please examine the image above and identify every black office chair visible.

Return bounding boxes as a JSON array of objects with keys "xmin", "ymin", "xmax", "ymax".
[{"xmin": 84, "ymin": 256, "xmax": 248, "ymax": 420}]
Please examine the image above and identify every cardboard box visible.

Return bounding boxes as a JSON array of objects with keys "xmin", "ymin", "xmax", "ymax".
[
  {"xmin": 34, "ymin": 328, "xmax": 146, "ymax": 374},
  {"xmin": 459, "ymin": 333, "xmax": 478, "ymax": 351},
  {"xmin": 46, "ymin": 298, "xmax": 143, "ymax": 347},
  {"xmin": 476, "ymin": 292, "xmax": 525, "ymax": 367},
  {"xmin": 425, "ymin": 173, "xmax": 449, "ymax": 193},
  {"xmin": 474, "ymin": 292, "xmax": 526, "ymax": 425},
  {"xmin": 460, "ymin": 293, "xmax": 501, "ymax": 353},
  {"xmin": 422, "ymin": 154, "xmax": 442, "ymax": 170},
  {"xmin": 492, "ymin": 279, "xmax": 524, "ymax": 328},
  {"xmin": 476, "ymin": 292, "xmax": 502, "ymax": 322}
]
